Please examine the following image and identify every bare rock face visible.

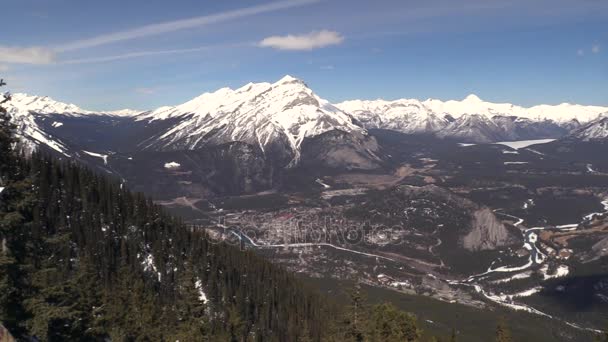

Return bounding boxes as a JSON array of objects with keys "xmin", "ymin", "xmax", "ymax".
[
  {"xmin": 299, "ymin": 130, "xmax": 383, "ymax": 170},
  {"xmin": 587, "ymin": 235, "xmax": 608, "ymax": 261},
  {"xmin": 462, "ymin": 208, "xmax": 516, "ymax": 251}
]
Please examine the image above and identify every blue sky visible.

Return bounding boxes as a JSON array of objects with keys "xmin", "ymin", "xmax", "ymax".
[{"xmin": 2, "ymin": 0, "xmax": 607, "ymax": 111}]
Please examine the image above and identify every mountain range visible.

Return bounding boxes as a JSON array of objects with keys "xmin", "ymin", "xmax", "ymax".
[{"xmin": 5, "ymin": 76, "xmax": 608, "ymax": 183}]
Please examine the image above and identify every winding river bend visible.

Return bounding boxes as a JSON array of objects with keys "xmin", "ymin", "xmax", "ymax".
[{"xmin": 455, "ymin": 198, "xmax": 608, "ymax": 333}]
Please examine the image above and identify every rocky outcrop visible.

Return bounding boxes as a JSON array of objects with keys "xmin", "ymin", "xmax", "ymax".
[
  {"xmin": 462, "ymin": 208, "xmax": 518, "ymax": 251},
  {"xmin": 299, "ymin": 129, "xmax": 383, "ymax": 170}
]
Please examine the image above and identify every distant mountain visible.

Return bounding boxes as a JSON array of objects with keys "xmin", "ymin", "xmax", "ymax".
[
  {"xmin": 337, "ymin": 95, "xmax": 607, "ymax": 143},
  {"xmin": 568, "ymin": 115, "xmax": 608, "ymax": 141},
  {"xmin": 137, "ymin": 75, "xmax": 367, "ymax": 165},
  {"xmin": 6, "ymin": 77, "xmax": 607, "ymax": 194},
  {"xmin": 5, "ymin": 93, "xmax": 140, "ymax": 155}
]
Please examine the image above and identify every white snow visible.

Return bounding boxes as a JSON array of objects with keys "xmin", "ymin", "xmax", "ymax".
[
  {"xmin": 0, "ymin": 187, "xmax": 4, "ymax": 194},
  {"xmin": 142, "ymin": 253, "xmax": 161, "ymax": 282},
  {"xmin": 315, "ymin": 178, "xmax": 331, "ymax": 189},
  {"xmin": 28, "ymin": 128, "xmax": 69, "ymax": 155},
  {"xmin": 164, "ymin": 161, "xmax": 181, "ymax": 169},
  {"xmin": 583, "ymin": 199, "xmax": 608, "ymax": 221},
  {"xmin": 492, "ymin": 271, "xmax": 533, "ymax": 284},
  {"xmin": 82, "ymin": 150, "xmax": 108, "ymax": 165},
  {"xmin": 541, "ymin": 264, "xmax": 570, "ymax": 280},
  {"xmin": 51, "ymin": 121, "xmax": 63, "ymax": 128},
  {"xmin": 504, "ymin": 161, "xmax": 529, "ymax": 165},
  {"xmin": 195, "ymin": 279, "xmax": 208, "ymax": 303},
  {"xmin": 104, "ymin": 109, "xmax": 142, "ymax": 117}
]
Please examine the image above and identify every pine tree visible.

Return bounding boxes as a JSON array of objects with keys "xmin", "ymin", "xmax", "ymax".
[
  {"xmin": 342, "ymin": 284, "xmax": 367, "ymax": 342},
  {"xmin": 495, "ymin": 319, "xmax": 512, "ymax": 342},
  {"xmin": 450, "ymin": 327, "xmax": 457, "ymax": 342},
  {"xmin": 366, "ymin": 302, "xmax": 421, "ymax": 342},
  {"xmin": 0, "ymin": 79, "xmax": 32, "ymax": 337},
  {"xmin": 226, "ymin": 304, "xmax": 245, "ymax": 342},
  {"xmin": 0, "ymin": 78, "xmax": 15, "ymax": 180},
  {"xmin": 171, "ymin": 261, "xmax": 209, "ymax": 341}
]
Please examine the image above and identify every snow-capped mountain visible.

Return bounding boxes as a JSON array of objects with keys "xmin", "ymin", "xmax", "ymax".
[
  {"xmin": 569, "ymin": 114, "xmax": 608, "ymax": 141},
  {"xmin": 422, "ymin": 94, "xmax": 606, "ymax": 123},
  {"xmin": 337, "ymin": 95, "xmax": 608, "ymax": 143},
  {"xmin": 335, "ymin": 99, "xmax": 448, "ymax": 133},
  {"xmin": 8, "ymin": 93, "xmax": 141, "ymax": 117},
  {"xmin": 6, "ymin": 77, "xmax": 607, "ymax": 161},
  {"xmin": 137, "ymin": 75, "xmax": 367, "ymax": 164},
  {"xmin": 5, "ymin": 93, "xmax": 140, "ymax": 155}
]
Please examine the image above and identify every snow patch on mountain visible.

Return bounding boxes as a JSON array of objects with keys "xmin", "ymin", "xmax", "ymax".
[
  {"xmin": 82, "ymin": 151, "xmax": 109, "ymax": 165},
  {"xmin": 164, "ymin": 161, "xmax": 181, "ymax": 169}
]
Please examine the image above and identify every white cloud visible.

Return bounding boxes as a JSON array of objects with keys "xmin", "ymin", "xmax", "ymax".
[
  {"xmin": 0, "ymin": 46, "xmax": 55, "ymax": 64},
  {"xmin": 259, "ymin": 30, "xmax": 344, "ymax": 51},
  {"xmin": 0, "ymin": 65, "xmax": 9, "ymax": 72},
  {"xmin": 320, "ymin": 65, "xmax": 334, "ymax": 70},
  {"xmin": 592, "ymin": 44, "xmax": 600, "ymax": 54},
  {"xmin": 54, "ymin": 0, "xmax": 319, "ymax": 52},
  {"xmin": 577, "ymin": 49, "xmax": 584, "ymax": 56}
]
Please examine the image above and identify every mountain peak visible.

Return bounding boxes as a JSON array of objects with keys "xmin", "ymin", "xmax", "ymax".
[
  {"xmin": 277, "ymin": 75, "xmax": 302, "ymax": 84},
  {"xmin": 463, "ymin": 94, "xmax": 483, "ymax": 102}
]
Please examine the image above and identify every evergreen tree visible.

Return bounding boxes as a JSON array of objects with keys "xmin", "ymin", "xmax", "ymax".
[
  {"xmin": 171, "ymin": 261, "xmax": 209, "ymax": 341},
  {"xmin": 495, "ymin": 319, "xmax": 512, "ymax": 342},
  {"xmin": 342, "ymin": 284, "xmax": 367, "ymax": 342},
  {"xmin": 366, "ymin": 302, "xmax": 421, "ymax": 342},
  {"xmin": 449, "ymin": 327, "xmax": 457, "ymax": 342},
  {"xmin": 0, "ymin": 79, "xmax": 32, "ymax": 337}
]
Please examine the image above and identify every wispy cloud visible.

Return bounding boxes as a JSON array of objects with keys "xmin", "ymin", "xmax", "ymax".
[
  {"xmin": 259, "ymin": 30, "xmax": 344, "ymax": 51},
  {"xmin": 577, "ymin": 49, "xmax": 585, "ymax": 57},
  {"xmin": 0, "ymin": 46, "xmax": 55, "ymax": 65},
  {"xmin": 54, "ymin": 0, "xmax": 320, "ymax": 53},
  {"xmin": 0, "ymin": 65, "xmax": 9, "ymax": 72},
  {"xmin": 592, "ymin": 44, "xmax": 600, "ymax": 54},
  {"xmin": 60, "ymin": 42, "xmax": 244, "ymax": 65},
  {"xmin": 320, "ymin": 65, "xmax": 334, "ymax": 70}
]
